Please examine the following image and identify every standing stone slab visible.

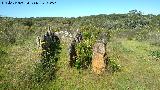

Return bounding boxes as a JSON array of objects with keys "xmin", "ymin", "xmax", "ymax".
[
  {"xmin": 68, "ymin": 31, "xmax": 83, "ymax": 67},
  {"xmin": 92, "ymin": 42, "xmax": 107, "ymax": 74},
  {"xmin": 69, "ymin": 39, "xmax": 77, "ymax": 67}
]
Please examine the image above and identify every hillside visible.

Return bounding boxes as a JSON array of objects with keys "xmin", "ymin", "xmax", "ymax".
[{"xmin": 0, "ymin": 10, "xmax": 160, "ymax": 89}]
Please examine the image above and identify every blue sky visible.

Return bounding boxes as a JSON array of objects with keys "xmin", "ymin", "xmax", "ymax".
[{"xmin": 0, "ymin": 0, "xmax": 160, "ymax": 18}]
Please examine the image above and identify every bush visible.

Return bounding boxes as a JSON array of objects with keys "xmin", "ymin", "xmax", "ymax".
[
  {"xmin": 75, "ymin": 40, "xmax": 92, "ymax": 69},
  {"xmin": 107, "ymin": 58, "xmax": 121, "ymax": 72},
  {"xmin": 22, "ymin": 20, "xmax": 34, "ymax": 29},
  {"xmin": 32, "ymin": 33, "xmax": 61, "ymax": 85},
  {"xmin": 0, "ymin": 20, "xmax": 16, "ymax": 45},
  {"xmin": 150, "ymin": 50, "xmax": 160, "ymax": 58},
  {"xmin": 73, "ymin": 29, "xmax": 97, "ymax": 69},
  {"xmin": 74, "ymin": 28, "xmax": 112, "ymax": 70}
]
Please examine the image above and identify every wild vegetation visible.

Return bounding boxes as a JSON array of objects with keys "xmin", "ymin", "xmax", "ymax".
[{"xmin": 0, "ymin": 10, "xmax": 160, "ymax": 89}]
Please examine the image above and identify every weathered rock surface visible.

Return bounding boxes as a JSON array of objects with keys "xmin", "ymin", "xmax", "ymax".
[
  {"xmin": 36, "ymin": 29, "xmax": 60, "ymax": 50},
  {"xmin": 55, "ymin": 30, "xmax": 73, "ymax": 43},
  {"xmin": 92, "ymin": 41, "xmax": 107, "ymax": 74},
  {"xmin": 68, "ymin": 31, "xmax": 83, "ymax": 67}
]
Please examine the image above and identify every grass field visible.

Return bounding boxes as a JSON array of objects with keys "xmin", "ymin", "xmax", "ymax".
[
  {"xmin": 1, "ymin": 10, "xmax": 160, "ymax": 90},
  {"xmin": 46, "ymin": 38, "xmax": 160, "ymax": 90},
  {"xmin": 1, "ymin": 36, "xmax": 160, "ymax": 90}
]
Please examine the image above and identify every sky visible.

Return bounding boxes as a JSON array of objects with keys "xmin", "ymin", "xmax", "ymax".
[{"xmin": 0, "ymin": 0, "xmax": 160, "ymax": 18}]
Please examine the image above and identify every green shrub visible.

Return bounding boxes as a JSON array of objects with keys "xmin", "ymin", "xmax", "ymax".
[
  {"xmin": 74, "ymin": 29, "xmax": 98, "ymax": 69},
  {"xmin": 32, "ymin": 34, "xmax": 61, "ymax": 85},
  {"xmin": 107, "ymin": 58, "xmax": 121, "ymax": 72},
  {"xmin": 150, "ymin": 50, "xmax": 160, "ymax": 58},
  {"xmin": 74, "ymin": 28, "xmax": 112, "ymax": 70},
  {"xmin": 0, "ymin": 20, "xmax": 16, "ymax": 45},
  {"xmin": 22, "ymin": 20, "xmax": 34, "ymax": 29},
  {"xmin": 75, "ymin": 40, "xmax": 92, "ymax": 69}
]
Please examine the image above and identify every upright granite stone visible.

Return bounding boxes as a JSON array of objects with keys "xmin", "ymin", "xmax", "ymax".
[
  {"xmin": 36, "ymin": 27, "xmax": 60, "ymax": 51},
  {"xmin": 68, "ymin": 31, "xmax": 83, "ymax": 67},
  {"xmin": 69, "ymin": 39, "xmax": 77, "ymax": 67},
  {"xmin": 92, "ymin": 41, "xmax": 108, "ymax": 74}
]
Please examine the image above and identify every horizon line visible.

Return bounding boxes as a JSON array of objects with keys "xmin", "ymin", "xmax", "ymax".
[{"xmin": 0, "ymin": 11, "xmax": 159, "ymax": 18}]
